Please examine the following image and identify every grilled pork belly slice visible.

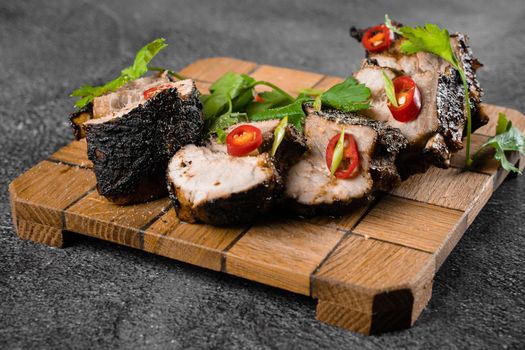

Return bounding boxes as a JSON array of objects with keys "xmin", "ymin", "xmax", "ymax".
[
  {"xmin": 167, "ymin": 120, "xmax": 307, "ymax": 225},
  {"xmin": 70, "ymin": 72, "xmax": 171, "ymax": 139},
  {"xmin": 85, "ymin": 79, "xmax": 204, "ymax": 205},
  {"xmin": 285, "ymin": 109, "xmax": 407, "ymax": 215},
  {"xmin": 351, "ymin": 26, "xmax": 487, "ymax": 175}
]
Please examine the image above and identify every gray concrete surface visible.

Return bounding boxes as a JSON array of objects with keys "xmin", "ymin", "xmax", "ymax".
[{"xmin": 1, "ymin": 0, "xmax": 524, "ymax": 348}]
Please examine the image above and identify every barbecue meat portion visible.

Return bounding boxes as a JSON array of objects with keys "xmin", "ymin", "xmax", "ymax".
[
  {"xmin": 351, "ymin": 23, "xmax": 488, "ymax": 176},
  {"xmin": 167, "ymin": 120, "xmax": 307, "ymax": 225},
  {"xmin": 285, "ymin": 108, "xmax": 407, "ymax": 215},
  {"xmin": 85, "ymin": 79, "xmax": 204, "ymax": 205},
  {"xmin": 70, "ymin": 72, "xmax": 171, "ymax": 139}
]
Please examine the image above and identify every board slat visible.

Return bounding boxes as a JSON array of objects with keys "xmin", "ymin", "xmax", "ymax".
[
  {"xmin": 10, "ymin": 161, "xmax": 96, "ymax": 228},
  {"xmin": 143, "ymin": 208, "xmax": 246, "ymax": 271},
  {"xmin": 64, "ymin": 192, "xmax": 171, "ymax": 249},
  {"xmin": 225, "ymin": 219, "xmax": 344, "ymax": 295},
  {"xmin": 179, "ymin": 57, "xmax": 258, "ymax": 83},
  {"xmin": 353, "ymin": 196, "xmax": 465, "ymax": 254},
  {"xmin": 312, "ymin": 235, "xmax": 434, "ymax": 316},
  {"xmin": 249, "ymin": 65, "xmax": 324, "ymax": 96},
  {"xmin": 49, "ymin": 139, "xmax": 92, "ymax": 168},
  {"xmin": 7, "ymin": 57, "xmax": 525, "ymax": 336}
]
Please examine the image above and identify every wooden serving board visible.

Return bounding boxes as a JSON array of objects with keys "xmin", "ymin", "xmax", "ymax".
[{"xmin": 8, "ymin": 57, "xmax": 525, "ymax": 335}]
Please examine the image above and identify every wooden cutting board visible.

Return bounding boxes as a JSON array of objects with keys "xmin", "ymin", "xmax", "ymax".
[{"xmin": 8, "ymin": 57, "xmax": 525, "ymax": 335}]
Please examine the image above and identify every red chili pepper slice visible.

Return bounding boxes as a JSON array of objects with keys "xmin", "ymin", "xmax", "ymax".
[
  {"xmin": 226, "ymin": 125, "xmax": 263, "ymax": 157},
  {"xmin": 362, "ymin": 24, "xmax": 393, "ymax": 53},
  {"xmin": 325, "ymin": 133, "xmax": 360, "ymax": 179},
  {"xmin": 387, "ymin": 76, "xmax": 422, "ymax": 122},
  {"xmin": 143, "ymin": 83, "xmax": 175, "ymax": 100},
  {"xmin": 254, "ymin": 94, "xmax": 265, "ymax": 103}
]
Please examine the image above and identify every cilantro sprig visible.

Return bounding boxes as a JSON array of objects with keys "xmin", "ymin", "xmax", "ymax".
[
  {"xmin": 202, "ymin": 74, "xmax": 371, "ymax": 139},
  {"xmin": 385, "ymin": 16, "xmax": 474, "ymax": 168},
  {"xmin": 71, "ymin": 38, "xmax": 171, "ymax": 109},
  {"xmin": 472, "ymin": 113, "xmax": 525, "ymax": 173}
]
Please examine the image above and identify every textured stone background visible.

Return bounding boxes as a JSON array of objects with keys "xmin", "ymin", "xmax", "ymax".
[{"xmin": 1, "ymin": 0, "xmax": 524, "ymax": 349}]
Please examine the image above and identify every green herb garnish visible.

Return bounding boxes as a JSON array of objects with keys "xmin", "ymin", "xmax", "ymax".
[
  {"xmin": 71, "ymin": 38, "xmax": 168, "ymax": 109},
  {"xmin": 331, "ymin": 127, "xmax": 346, "ymax": 176},
  {"xmin": 249, "ymin": 77, "xmax": 370, "ymax": 133},
  {"xmin": 472, "ymin": 113, "xmax": 525, "ymax": 174},
  {"xmin": 271, "ymin": 116, "xmax": 288, "ymax": 156},
  {"xmin": 320, "ymin": 77, "xmax": 371, "ymax": 112},
  {"xmin": 382, "ymin": 70, "xmax": 398, "ymax": 107}
]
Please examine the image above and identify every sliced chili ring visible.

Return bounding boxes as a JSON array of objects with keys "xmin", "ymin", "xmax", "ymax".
[
  {"xmin": 325, "ymin": 133, "xmax": 360, "ymax": 179},
  {"xmin": 362, "ymin": 24, "xmax": 393, "ymax": 53},
  {"xmin": 226, "ymin": 125, "xmax": 263, "ymax": 157},
  {"xmin": 254, "ymin": 93, "xmax": 265, "ymax": 103},
  {"xmin": 143, "ymin": 83, "xmax": 176, "ymax": 100},
  {"xmin": 387, "ymin": 76, "xmax": 422, "ymax": 122}
]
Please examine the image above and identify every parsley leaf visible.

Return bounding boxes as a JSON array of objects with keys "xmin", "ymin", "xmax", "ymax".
[
  {"xmin": 382, "ymin": 70, "xmax": 398, "ymax": 107},
  {"xmin": 246, "ymin": 90, "xmax": 290, "ymax": 117},
  {"xmin": 476, "ymin": 113, "xmax": 525, "ymax": 174},
  {"xmin": 399, "ymin": 24, "xmax": 459, "ymax": 69},
  {"xmin": 71, "ymin": 38, "xmax": 168, "ymax": 109},
  {"xmin": 320, "ymin": 77, "xmax": 371, "ymax": 112},
  {"xmin": 250, "ymin": 97, "xmax": 308, "ymax": 133}
]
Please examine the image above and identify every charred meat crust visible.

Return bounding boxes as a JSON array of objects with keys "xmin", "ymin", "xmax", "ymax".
[
  {"xmin": 284, "ymin": 194, "xmax": 371, "ymax": 217},
  {"xmin": 69, "ymin": 104, "xmax": 93, "ymax": 140},
  {"xmin": 262, "ymin": 125, "xmax": 308, "ymax": 174},
  {"xmin": 86, "ymin": 83, "xmax": 204, "ymax": 205},
  {"xmin": 169, "ymin": 166, "xmax": 282, "ymax": 226},
  {"xmin": 436, "ymin": 68, "xmax": 466, "ymax": 151}
]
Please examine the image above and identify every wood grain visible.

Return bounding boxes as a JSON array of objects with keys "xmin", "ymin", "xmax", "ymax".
[
  {"xmin": 143, "ymin": 208, "xmax": 246, "ymax": 271},
  {"xmin": 179, "ymin": 57, "xmax": 258, "ymax": 83},
  {"xmin": 390, "ymin": 167, "xmax": 493, "ymax": 212},
  {"xmin": 353, "ymin": 196, "xmax": 466, "ymax": 254},
  {"xmin": 16, "ymin": 219, "xmax": 65, "ymax": 248},
  {"xmin": 10, "ymin": 160, "xmax": 96, "ymax": 228},
  {"xmin": 249, "ymin": 65, "xmax": 324, "ymax": 96},
  {"xmin": 64, "ymin": 191, "xmax": 171, "ymax": 249},
  {"xmin": 225, "ymin": 219, "xmax": 344, "ymax": 295},
  {"xmin": 312, "ymin": 76, "xmax": 344, "ymax": 91},
  {"xmin": 49, "ymin": 139, "xmax": 92, "ymax": 168},
  {"xmin": 312, "ymin": 234, "xmax": 434, "ymax": 317}
]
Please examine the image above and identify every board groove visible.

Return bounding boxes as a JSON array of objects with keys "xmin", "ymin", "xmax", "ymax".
[{"xmin": 7, "ymin": 57, "xmax": 525, "ymax": 335}]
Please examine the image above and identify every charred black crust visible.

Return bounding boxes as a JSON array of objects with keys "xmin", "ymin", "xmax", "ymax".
[
  {"xmin": 283, "ymin": 195, "xmax": 371, "ymax": 217},
  {"xmin": 452, "ymin": 33, "xmax": 489, "ymax": 131},
  {"xmin": 69, "ymin": 104, "xmax": 93, "ymax": 140},
  {"xmin": 436, "ymin": 68, "xmax": 466, "ymax": 151},
  {"xmin": 86, "ymin": 84, "xmax": 204, "ymax": 205},
  {"xmin": 184, "ymin": 179, "xmax": 281, "ymax": 226},
  {"xmin": 271, "ymin": 125, "xmax": 308, "ymax": 174}
]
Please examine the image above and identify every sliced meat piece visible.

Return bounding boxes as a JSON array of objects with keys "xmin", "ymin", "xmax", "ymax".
[
  {"xmin": 92, "ymin": 73, "xmax": 171, "ymax": 118},
  {"xmin": 351, "ymin": 23, "xmax": 487, "ymax": 175},
  {"xmin": 355, "ymin": 63, "xmax": 452, "ymax": 173},
  {"xmin": 285, "ymin": 108, "xmax": 407, "ymax": 215},
  {"xmin": 69, "ymin": 72, "xmax": 171, "ymax": 139},
  {"xmin": 85, "ymin": 79, "xmax": 204, "ymax": 205},
  {"xmin": 167, "ymin": 120, "xmax": 307, "ymax": 225}
]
